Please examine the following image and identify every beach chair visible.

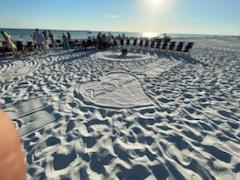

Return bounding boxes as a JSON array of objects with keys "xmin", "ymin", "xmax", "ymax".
[
  {"xmin": 56, "ymin": 39, "xmax": 62, "ymax": 47},
  {"xmin": 120, "ymin": 39, "xmax": 124, "ymax": 46},
  {"xmin": 1, "ymin": 41, "xmax": 12, "ymax": 56},
  {"xmin": 74, "ymin": 40, "xmax": 82, "ymax": 52},
  {"xmin": 82, "ymin": 40, "xmax": 87, "ymax": 51},
  {"xmin": 126, "ymin": 38, "xmax": 130, "ymax": 46},
  {"xmin": 70, "ymin": 40, "xmax": 75, "ymax": 49},
  {"xmin": 161, "ymin": 41, "xmax": 169, "ymax": 50},
  {"xmin": 162, "ymin": 42, "xmax": 169, "ymax": 50},
  {"xmin": 144, "ymin": 39, "xmax": 149, "ymax": 48},
  {"xmin": 175, "ymin": 42, "xmax": 185, "ymax": 52},
  {"xmin": 133, "ymin": 39, "xmax": 137, "ymax": 46},
  {"xmin": 168, "ymin": 42, "xmax": 176, "ymax": 51},
  {"xmin": 92, "ymin": 39, "xmax": 97, "ymax": 47},
  {"xmin": 150, "ymin": 40, "xmax": 155, "ymax": 48},
  {"xmin": 16, "ymin": 41, "xmax": 24, "ymax": 52},
  {"xmin": 113, "ymin": 39, "xmax": 118, "ymax": 47},
  {"xmin": 26, "ymin": 41, "xmax": 34, "ymax": 52},
  {"xmin": 139, "ymin": 39, "xmax": 143, "ymax": 47},
  {"xmin": 87, "ymin": 39, "xmax": 93, "ymax": 47},
  {"xmin": 156, "ymin": 39, "xmax": 162, "ymax": 49},
  {"xmin": 163, "ymin": 38, "xmax": 171, "ymax": 43},
  {"xmin": 183, "ymin": 42, "xmax": 194, "ymax": 55},
  {"xmin": 74, "ymin": 40, "xmax": 79, "ymax": 46}
]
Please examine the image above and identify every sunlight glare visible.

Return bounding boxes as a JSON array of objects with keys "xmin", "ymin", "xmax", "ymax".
[
  {"xmin": 150, "ymin": 0, "xmax": 164, "ymax": 6},
  {"xmin": 148, "ymin": 0, "xmax": 165, "ymax": 9},
  {"xmin": 140, "ymin": 0, "xmax": 171, "ymax": 12},
  {"xmin": 142, "ymin": 32, "xmax": 160, "ymax": 38}
]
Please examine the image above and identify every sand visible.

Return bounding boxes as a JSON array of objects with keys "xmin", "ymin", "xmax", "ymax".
[{"xmin": 0, "ymin": 36, "xmax": 240, "ymax": 179}]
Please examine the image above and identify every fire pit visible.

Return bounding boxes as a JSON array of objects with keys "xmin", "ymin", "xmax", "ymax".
[{"xmin": 121, "ymin": 48, "xmax": 128, "ymax": 56}]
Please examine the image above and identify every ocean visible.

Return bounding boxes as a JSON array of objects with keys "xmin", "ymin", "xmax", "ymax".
[
  {"xmin": 0, "ymin": 28, "xmax": 143, "ymax": 41},
  {"xmin": 0, "ymin": 28, "xmax": 220, "ymax": 42}
]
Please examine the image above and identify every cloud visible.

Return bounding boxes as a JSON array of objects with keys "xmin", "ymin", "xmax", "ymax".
[{"xmin": 104, "ymin": 15, "xmax": 120, "ymax": 19}]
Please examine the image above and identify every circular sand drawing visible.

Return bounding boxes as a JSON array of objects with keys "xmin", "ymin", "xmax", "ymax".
[
  {"xmin": 79, "ymin": 72, "xmax": 152, "ymax": 108},
  {"xmin": 0, "ymin": 60, "xmax": 40, "ymax": 80},
  {"xmin": 91, "ymin": 51, "xmax": 158, "ymax": 62}
]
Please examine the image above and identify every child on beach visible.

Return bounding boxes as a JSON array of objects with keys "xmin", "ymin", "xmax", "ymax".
[{"xmin": 0, "ymin": 31, "xmax": 17, "ymax": 56}]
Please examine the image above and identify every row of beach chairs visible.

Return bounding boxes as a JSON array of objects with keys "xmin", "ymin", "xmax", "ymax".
[
  {"xmin": 116, "ymin": 38, "xmax": 194, "ymax": 55},
  {"xmin": 0, "ymin": 38, "xmax": 194, "ymax": 57},
  {"xmin": 0, "ymin": 39, "xmax": 97, "ymax": 56}
]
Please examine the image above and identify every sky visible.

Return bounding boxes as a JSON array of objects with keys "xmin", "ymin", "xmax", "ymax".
[{"xmin": 0, "ymin": 0, "xmax": 239, "ymax": 35}]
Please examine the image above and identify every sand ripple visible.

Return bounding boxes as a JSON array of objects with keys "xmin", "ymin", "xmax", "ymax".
[{"xmin": 1, "ymin": 37, "xmax": 240, "ymax": 179}]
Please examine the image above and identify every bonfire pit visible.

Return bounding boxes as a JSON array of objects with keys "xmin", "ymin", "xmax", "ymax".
[{"xmin": 121, "ymin": 48, "xmax": 128, "ymax": 56}]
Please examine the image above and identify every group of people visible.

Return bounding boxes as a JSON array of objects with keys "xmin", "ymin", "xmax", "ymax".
[
  {"xmin": 96, "ymin": 32, "xmax": 114, "ymax": 50},
  {"xmin": 0, "ymin": 29, "xmax": 73, "ymax": 56},
  {"xmin": 32, "ymin": 29, "xmax": 71, "ymax": 52},
  {"xmin": 1, "ymin": 29, "xmax": 171, "ymax": 57}
]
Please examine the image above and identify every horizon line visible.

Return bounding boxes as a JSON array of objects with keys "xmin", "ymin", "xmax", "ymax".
[{"xmin": 0, "ymin": 26, "xmax": 239, "ymax": 37}]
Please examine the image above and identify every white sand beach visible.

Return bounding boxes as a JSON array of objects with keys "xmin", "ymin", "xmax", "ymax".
[{"xmin": 0, "ymin": 36, "xmax": 240, "ymax": 179}]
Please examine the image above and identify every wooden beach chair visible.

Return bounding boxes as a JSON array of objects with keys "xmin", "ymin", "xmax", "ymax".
[
  {"xmin": 183, "ymin": 42, "xmax": 194, "ymax": 55},
  {"xmin": 139, "ymin": 39, "xmax": 143, "ymax": 47},
  {"xmin": 144, "ymin": 39, "xmax": 149, "ymax": 48},
  {"xmin": 120, "ymin": 39, "xmax": 124, "ymax": 46},
  {"xmin": 16, "ymin": 41, "xmax": 24, "ymax": 52},
  {"xmin": 168, "ymin": 42, "xmax": 176, "ymax": 51},
  {"xmin": 150, "ymin": 40, "xmax": 155, "ymax": 48},
  {"xmin": 133, "ymin": 39, "xmax": 137, "ymax": 46},
  {"xmin": 87, "ymin": 39, "xmax": 92, "ymax": 47},
  {"xmin": 161, "ymin": 41, "xmax": 169, "ymax": 50},
  {"xmin": 56, "ymin": 39, "xmax": 62, "ymax": 47},
  {"xmin": 26, "ymin": 41, "xmax": 34, "ymax": 52},
  {"xmin": 126, "ymin": 38, "xmax": 130, "ymax": 46},
  {"xmin": 1, "ymin": 41, "xmax": 12, "ymax": 56},
  {"xmin": 156, "ymin": 39, "xmax": 162, "ymax": 49},
  {"xmin": 74, "ymin": 40, "xmax": 83, "ymax": 52},
  {"xmin": 175, "ymin": 42, "xmax": 185, "ymax": 52},
  {"xmin": 113, "ymin": 39, "xmax": 118, "ymax": 47},
  {"xmin": 82, "ymin": 40, "xmax": 87, "ymax": 51}
]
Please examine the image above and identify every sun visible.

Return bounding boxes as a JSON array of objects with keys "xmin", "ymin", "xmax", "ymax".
[
  {"xmin": 139, "ymin": 0, "xmax": 173, "ymax": 16},
  {"xmin": 150, "ymin": 0, "xmax": 164, "ymax": 6},
  {"xmin": 141, "ymin": 0, "xmax": 166, "ymax": 11}
]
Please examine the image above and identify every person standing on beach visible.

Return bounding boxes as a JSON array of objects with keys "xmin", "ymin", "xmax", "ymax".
[
  {"xmin": 33, "ymin": 29, "xmax": 46, "ymax": 53},
  {"xmin": 97, "ymin": 32, "xmax": 102, "ymax": 50},
  {"xmin": 1, "ymin": 31, "xmax": 17, "ymax": 56},
  {"xmin": 67, "ymin": 32, "xmax": 71, "ymax": 47},
  {"xmin": 42, "ymin": 30, "xmax": 49, "ymax": 49},
  {"xmin": 48, "ymin": 30, "xmax": 56, "ymax": 48},
  {"xmin": 62, "ymin": 32, "xmax": 70, "ymax": 50}
]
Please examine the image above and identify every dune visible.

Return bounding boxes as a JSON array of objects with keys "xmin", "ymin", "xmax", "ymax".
[{"xmin": 0, "ymin": 36, "xmax": 240, "ymax": 179}]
